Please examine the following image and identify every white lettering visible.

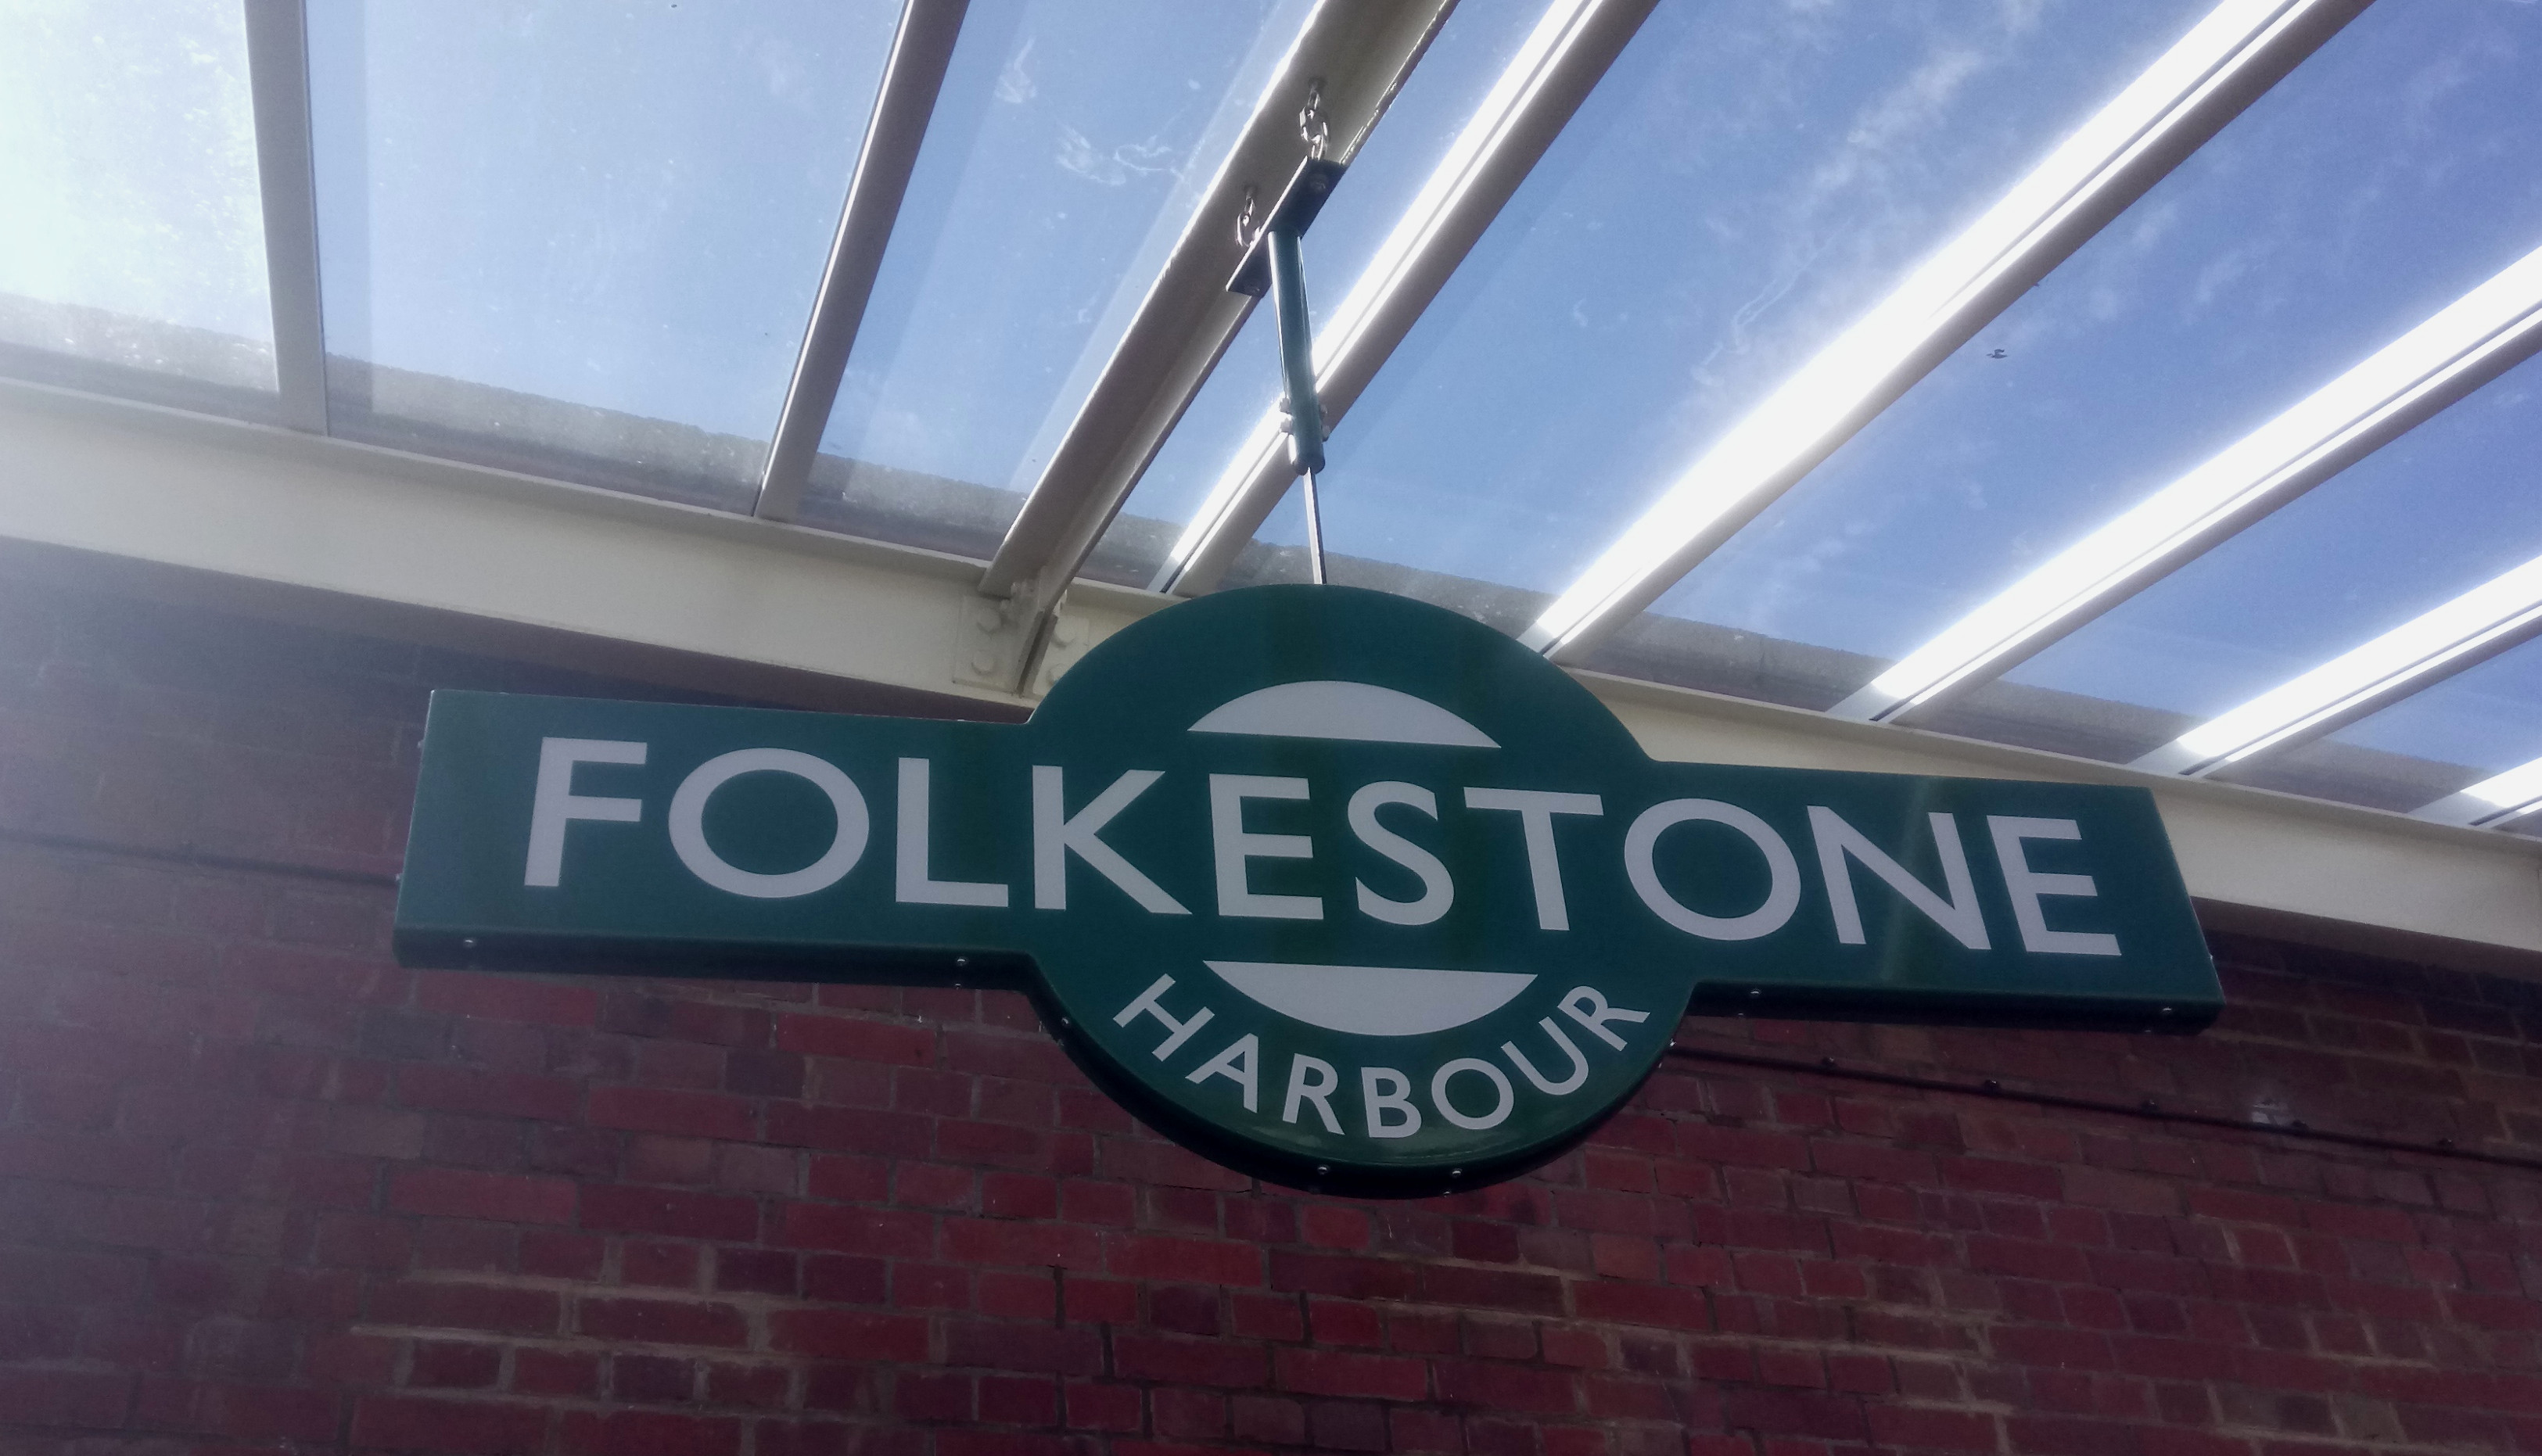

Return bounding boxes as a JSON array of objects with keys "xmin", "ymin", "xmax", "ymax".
[
  {"xmin": 1186, "ymin": 1034, "xmax": 1260, "ymax": 1112},
  {"xmin": 1502, "ymin": 1017, "xmax": 1590, "ymax": 1095},
  {"xmin": 1463, "ymin": 788, "xmax": 1603, "ymax": 931},
  {"xmin": 1348, "ymin": 781, "xmax": 1453, "ymax": 926},
  {"xmin": 1431, "ymin": 1058, "xmax": 1514, "ymax": 1130},
  {"xmin": 1361, "ymin": 1067, "xmax": 1421, "ymax": 1139},
  {"xmin": 894, "ymin": 758, "xmax": 1007, "ymax": 907},
  {"xmin": 1559, "ymin": 985, "xmax": 1649, "ymax": 1051},
  {"xmin": 669, "ymin": 749, "xmax": 869, "ymax": 899},
  {"xmin": 1987, "ymin": 816, "xmax": 2122, "ymax": 956},
  {"xmin": 1284, "ymin": 1054, "xmax": 1342, "ymax": 1134},
  {"xmin": 1113, "ymin": 974, "xmax": 1215, "ymax": 1059},
  {"xmin": 1625, "ymin": 799, "xmax": 1800, "ymax": 941},
  {"xmin": 525, "ymin": 738, "xmax": 646, "ymax": 888},
  {"xmin": 1809, "ymin": 808, "xmax": 1988, "ymax": 949},
  {"xmin": 1209, "ymin": 775, "xmax": 1321, "ymax": 920},
  {"xmin": 1031, "ymin": 766, "xmax": 1187, "ymax": 913}
]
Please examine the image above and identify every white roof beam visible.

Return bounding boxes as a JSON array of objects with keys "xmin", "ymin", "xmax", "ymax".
[
  {"xmin": 754, "ymin": 0, "xmax": 970, "ymax": 522},
  {"xmin": 1155, "ymin": 0, "xmax": 1662, "ymax": 596},
  {"xmin": 1524, "ymin": 0, "xmax": 2372, "ymax": 664},
  {"xmin": 242, "ymin": 0, "xmax": 328, "ymax": 435},
  {"xmin": 975, "ymin": 0, "xmax": 1459, "ymax": 626},
  {"xmin": 1842, "ymin": 240, "xmax": 2542, "ymax": 725},
  {"xmin": 2134, "ymin": 552, "xmax": 2542, "ymax": 779}
]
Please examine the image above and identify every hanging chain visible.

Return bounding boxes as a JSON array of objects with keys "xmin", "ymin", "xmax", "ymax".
[
  {"xmin": 1233, "ymin": 185, "xmax": 1258, "ymax": 247},
  {"xmin": 1298, "ymin": 80, "xmax": 1328, "ymax": 160}
]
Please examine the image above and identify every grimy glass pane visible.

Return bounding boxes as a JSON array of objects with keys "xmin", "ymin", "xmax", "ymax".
[
  {"xmin": 1192, "ymin": 0, "xmax": 2217, "ymax": 626},
  {"xmin": 307, "ymin": 1, "xmax": 896, "ymax": 509},
  {"xmin": 802, "ymin": 0, "xmax": 1310, "ymax": 560},
  {"xmin": 0, "ymin": 0, "xmax": 276, "ymax": 414},
  {"xmin": 1610, "ymin": 0, "xmax": 2542, "ymax": 712}
]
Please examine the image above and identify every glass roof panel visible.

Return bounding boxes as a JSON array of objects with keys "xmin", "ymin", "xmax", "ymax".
[
  {"xmin": 307, "ymin": 1, "xmax": 897, "ymax": 509},
  {"xmin": 1084, "ymin": 0, "xmax": 1565, "ymax": 587},
  {"xmin": 799, "ymin": 0, "xmax": 1311, "ymax": 559},
  {"xmin": 0, "ymin": 0, "xmax": 275, "ymax": 412},
  {"xmin": 2222, "ymin": 637, "xmax": 2542, "ymax": 816},
  {"xmin": 1901, "ymin": 352, "xmax": 2542, "ymax": 764},
  {"xmin": 1602, "ymin": 0, "xmax": 2542, "ymax": 708},
  {"xmin": 1113, "ymin": 0, "xmax": 2221, "ymax": 615}
]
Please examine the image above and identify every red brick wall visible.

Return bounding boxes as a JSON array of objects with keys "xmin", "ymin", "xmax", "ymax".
[{"xmin": 5, "ymin": 575, "xmax": 2542, "ymax": 1455}]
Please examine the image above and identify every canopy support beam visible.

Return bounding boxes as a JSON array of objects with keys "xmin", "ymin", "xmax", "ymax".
[
  {"xmin": 754, "ymin": 0, "xmax": 971, "ymax": 523},
  {"xmin": 242, "ymin": 0, "xmax": 329, "ymax": 436}
]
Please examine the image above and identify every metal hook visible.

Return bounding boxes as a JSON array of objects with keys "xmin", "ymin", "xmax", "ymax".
[
  {"xmin": 1233, "ymin": 184, "xmax": 1258, "ymax": 248},
  {"xmin": 1299, "ymin": 79, "xmax": 1328, "ymax": 160}
]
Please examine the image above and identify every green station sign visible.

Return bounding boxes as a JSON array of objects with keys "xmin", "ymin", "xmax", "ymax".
[{"xmin": 396, "ymin": 586, "xmax": 2218, "ymax": 1196}]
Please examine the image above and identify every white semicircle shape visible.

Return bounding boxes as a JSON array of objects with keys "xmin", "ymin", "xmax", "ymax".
[
  {"xmin": 1202, "ymin": 960, "xmax": 1536, "ymax": 1036},
  {"xmin": 1187, "ymin": 680, "xmax": 1498, "ymax": 748}
]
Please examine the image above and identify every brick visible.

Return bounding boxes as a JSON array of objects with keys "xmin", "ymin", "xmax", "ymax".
[
  {"xmin": 941, "ymin": 1216, "xmax": 1100, "ymax": 1269},
  {"xmin": 0, "ymin": 1246, "xmax": 147, "ymax": 1305},
  {"xmin": 589, "ymin": 1085, "xmax": 757, "ymax": 1141},
  {"xmin": 0, "ymin": 1130, "xmax": 169, "ymax": 1190},
  {"xmin": 768, "ymin": 1309, "xmax": 930, "ymax": 1362},
  {"xmin": 369, "ymin": 1280, "xmax": 561, "ymax": 1336},
  {"xmin": 499, "ymin": 1348, "xmax": 594, "ymax": 1399},
  {"xmin": 1678, "ymin": 1123, "xmax": 1811, "ymax": 1171},
  {"xmin": 1068, "ymin": 1381, "xmax": 1147, "ymax": 1433},
  {"xmin": 944, "ymin": 1320, "xmax": 1104, "ymax": 1376},
  {"xmin": 1115, "ymin": 1333, "xmax": 1269, "ymax": 1387},
  {"xmin": 417, "ymin": 970, "xmax": 598, "ymax": 1027},
  {"xmin": 350, "ymin": 1394, "xmax": 551, "ymax": 1454},
  {"xmin": 777, "ymin": 1203, "xmax": 935, "ymax": 1259},
  {"xmin": 131, "ymin": 1375, "xmax": 336, "ymax": 1439},
  {"xmin": 560, "ymin": 1410, "xmax": 744, "ymax": 1456},
  {"xmin": 1573, "ymin": 1279, "xmax": 1708, "ymax": 1331},
  {"xmin": 1434, "ymin": 1361, "xmax": 1578, "ymax": 1415},
  {"xmin": 390, "ymin": 1167, "xmax": 577, "ymax": 1224},
  {"xmin": 411, "ymin": 1341, "xmax": 504, "ymax": 1389},
  {"xmin": 1269, "ymin": 1250, "xmax": 1421, "ymax": 1300},
  {"xmin": 1865, "ymin": 1404, "xmax": 1998, "ymax": 1452},
  {"xmin": 780, "ymin": 1013, "xmax": 936, "ymax": 1064},
  {"xmin": 1276, "ymin": 1348, "xmax": 1430, "ymax": 1402},
  {"xmin": 1108, "ymin": 1234, "xmax": 1265, "ymax": 1286},
  {"xmin": 716, "ymin": 1247, "xmax": 798, "ymax": 1296},
  {"xmin": 397, "ymin": 1064, "xmax": 580, "ymax": 1121},
  {"xmin": 580, "ymin": 1185, "xmax": 760, "ymax": 1240},
  {"xmin": 0, "ymin": 1366, "xmax": 130, "ymax": 1427},
  {"xmin": 764, "ymin": 1104, "xmax": 932, "ymax": 1157},
  {"xmin": 1419, "ymin": 1264, "xmax": 1567, "ymax": 1315},
  {"xmin": 578, "ymin": 1295, "xmax": 750, "ymax": 1347}
]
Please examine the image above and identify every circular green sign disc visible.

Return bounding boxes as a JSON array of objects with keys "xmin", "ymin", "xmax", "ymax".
[{"xmin": 1024, "ymin": 586, "xmax": 1695, "ymax": 1197}]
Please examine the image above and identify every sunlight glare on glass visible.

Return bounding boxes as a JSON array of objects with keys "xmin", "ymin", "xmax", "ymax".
[
  {"xmin": 2142, "ymin": 550, "xmax": 2542, "ymax": 776},
  {"xmin": 2441, "ymin": 757, "xmax": 2542, "ymax": 824}
]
